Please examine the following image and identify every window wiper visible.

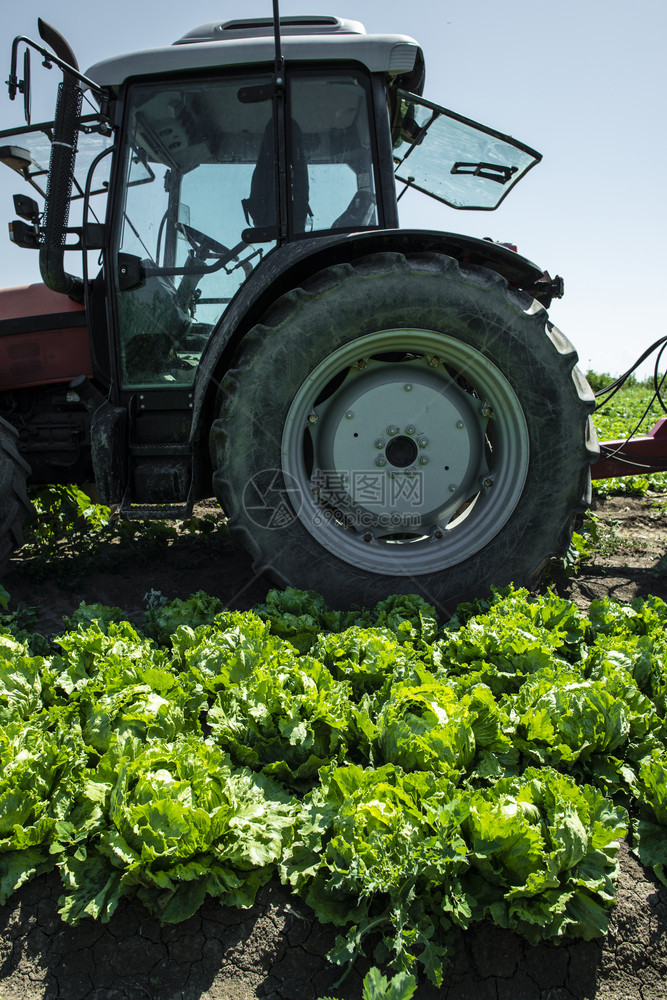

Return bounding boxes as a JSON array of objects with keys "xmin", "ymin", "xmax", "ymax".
[{"xmin": 451, "ymin": 161, "xmax": 518, "ymax": 185}]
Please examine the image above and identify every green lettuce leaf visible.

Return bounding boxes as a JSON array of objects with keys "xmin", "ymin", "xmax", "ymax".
[
  {"xmin": 171, "ymin": 612, "xmax": 276, "ymax": 693},
  {"xmin": 311, "ymin": 627, "xmax": 416, "ymax": 699},
  {"xmin": 463, "ymin": 767, "xmax": 627, "ymax": 943},
  {"xmin": 282, "ymin": 762, "xmax": 471, "ymax": 985},
  {"xmin": 372, "ymin": 594, "xmax": 439, "ymax": 648},
  {"xmin": 144, "ymin": 591, "xmax": 225, "ymax": 646},
  {"xmin": 376, "ymin": 678, "xmax": 476, "ymax": 779},
  {"xmin": 0, "ymin": 633, "xmax": 43, "ymax": 723},
  {"xmin": 59, "ymin": 738, "xmax": 296, "ymax": 924},
  {"xmin": 206, "ymin": 650, "xmax": 358, "ymax": 787},
  {"xmin": 0, "ymin": 714, "xmax": 88, "ymax": 903},
  {"xmin": 254, "ymin": 587, "xmax": 370, "ymax": 653},
  {"xmin": 632, "ymin": 753, "xmax": 667, "ymax": 884}
]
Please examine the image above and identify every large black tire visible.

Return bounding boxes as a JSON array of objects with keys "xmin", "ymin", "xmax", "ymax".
[
  {"xmin": 0, "ymin": 417, "xmax": 31, "ymax": 577},
  {"xmin": 210, "ymin": 253, "xmax": 597, "ymax": 613}
]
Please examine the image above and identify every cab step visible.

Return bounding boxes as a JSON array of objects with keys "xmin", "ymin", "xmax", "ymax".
[
  {"xmin": 120, "ymin": 484, "xmax": 194, "ymax": 521},
  {"xmin": 119, "ymin": 502, "xmax": 193, "ymax": 521}
]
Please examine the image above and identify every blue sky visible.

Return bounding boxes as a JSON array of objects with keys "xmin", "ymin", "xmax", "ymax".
[{"xmin": 1, "ymin": 0, "xmax": 665, "ymax": 377}]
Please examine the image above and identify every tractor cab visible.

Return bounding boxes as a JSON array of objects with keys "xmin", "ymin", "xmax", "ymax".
[
  {"xmin": 94, "ymin": 16, "xmax": 541, "ymax": 392},
  {"xmin": 80, "ymin": 15, "xmax": 417, "ymax": 393}
]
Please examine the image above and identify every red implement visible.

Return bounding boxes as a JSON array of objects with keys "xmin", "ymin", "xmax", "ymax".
[
  {"xmin": 0, "ymin": 282, "xmax": 91, "ymax": 389},
  {"xmin": 594, "ymin": 418, "xmax": 667, "ymax": 480}
]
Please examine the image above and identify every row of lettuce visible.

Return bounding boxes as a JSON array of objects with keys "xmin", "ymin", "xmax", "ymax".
[{"xmin": 1, "ymin": 585, "xmax": 666, "ymax": 986}]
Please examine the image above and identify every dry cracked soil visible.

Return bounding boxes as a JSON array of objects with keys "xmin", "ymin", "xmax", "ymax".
[{"xmin": 2, "ymin": 491, "xmax": 667, "ymax": 1000}]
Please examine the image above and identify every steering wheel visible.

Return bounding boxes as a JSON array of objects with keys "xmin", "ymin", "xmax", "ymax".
[{"xmin": 176, "ymin": 222, "xmax": 233, "ymax": 261}]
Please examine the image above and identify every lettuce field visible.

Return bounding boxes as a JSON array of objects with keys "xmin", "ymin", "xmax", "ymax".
[{"xmin": 1, "ymin": 374, "xmax": 667, "ymax": 1000}]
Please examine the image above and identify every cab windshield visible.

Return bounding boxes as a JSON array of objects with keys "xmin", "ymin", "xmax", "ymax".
[{"xmin": 114, "ymin": 70, "xmax": 378, "ymax": 388}]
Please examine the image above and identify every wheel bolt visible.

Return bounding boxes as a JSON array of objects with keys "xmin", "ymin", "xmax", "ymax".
[
  {"xmin": 308, "ymin": 412, "xmax": 318, "ymax": 424},
  {"xmin": 418, "ymin": 437, "xmax": 428, "ymax": 448},
  {"xmin": 375, "ymin": 439, "xmax": 385, "ymax": 449},
  {"xmin": 419, "ymin": 456, "xmax": 429, "ymax": 466},
  {"xmin": 405, "ymin": 425, "xmax": 416, "ymax": 435},
  {"xmin": 387, "ymin": 425, "xmax": 399, "ymax": 436},
  {"xmin": 375, "ymin": 456, "xmax": 387, "ymax": 467}
]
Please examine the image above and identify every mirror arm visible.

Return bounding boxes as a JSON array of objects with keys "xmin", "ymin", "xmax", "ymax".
[{"xmin": 8, "ymin": 35, "xmax": 105, "ymax": 109}]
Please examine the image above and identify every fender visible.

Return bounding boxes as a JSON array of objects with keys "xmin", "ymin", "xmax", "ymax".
[
  {"xmin": 0, "ymin": 282, "xmax": 91, "ymax": 390},
  {"xmin": 191, "ymin": 228, "xmax": 556, "ymax": 442}
]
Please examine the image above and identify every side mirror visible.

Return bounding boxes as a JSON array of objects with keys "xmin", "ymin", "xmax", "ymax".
[
  {"xmin": 13, "ymin": 193, "xmax": 40, "ymax": 222},
  {"xmin": 22, "ymin": 49, "xmax": 31, "ymax": 125}
]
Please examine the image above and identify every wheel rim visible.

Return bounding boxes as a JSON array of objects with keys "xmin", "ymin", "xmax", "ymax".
[{"xmin": 281, "ymin": 328, "xmax": 530, "ymax": 576}]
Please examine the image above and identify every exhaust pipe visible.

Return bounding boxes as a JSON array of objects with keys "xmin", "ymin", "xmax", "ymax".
[{"xmin": 39, "ymin": 64, "xmax": 85, "ymax": 302}]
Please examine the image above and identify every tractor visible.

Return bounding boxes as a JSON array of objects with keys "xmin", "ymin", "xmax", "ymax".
[{"xmin": 0, "ymin": 13, "xmax": 611, "ymax": 610}]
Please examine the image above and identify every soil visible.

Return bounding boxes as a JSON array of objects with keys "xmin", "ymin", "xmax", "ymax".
[{"xmin": 1, "ymin": 492, "xmax": 667, "ymax": 1000}]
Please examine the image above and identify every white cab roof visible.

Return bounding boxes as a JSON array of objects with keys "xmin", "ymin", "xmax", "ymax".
[{"xmin": 85, "ymin": 15, "xmax": 420, "ymax": 88}]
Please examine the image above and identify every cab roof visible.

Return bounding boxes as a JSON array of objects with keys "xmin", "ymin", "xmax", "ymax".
[{"xmin": 85, "ymin": 15, "xmax": 422, "ymax": 90}]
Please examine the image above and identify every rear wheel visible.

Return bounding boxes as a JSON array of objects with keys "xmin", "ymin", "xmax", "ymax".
[
  {"xmin": 210, "ymin": 253, "xmax": 597, "ymax": 612},
  {"xmin": 0, "ymin": 418, "xmax": 31, "ymax": 577}
]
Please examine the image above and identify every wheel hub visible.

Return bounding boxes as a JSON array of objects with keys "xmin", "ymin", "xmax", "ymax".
[
  {"xmin": 314, "ymin": 359, "xmax": 486, "ymax": 526},
  {"xmin": 385, "ymin": 435, "xmax": 418, "ymax": 468}
]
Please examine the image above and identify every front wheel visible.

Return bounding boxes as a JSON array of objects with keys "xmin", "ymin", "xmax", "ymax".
[{"xmin": 210, "ymin": 253, "xmax": 597, "ymax": 612}]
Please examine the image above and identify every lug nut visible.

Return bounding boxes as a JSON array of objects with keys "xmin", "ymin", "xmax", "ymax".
[
  {"xmin": 418, "ymin": 438, "xmax": 428, "ymax": 448},
  {"xmin": 449, "ymin": 484, "xmax": 458, "ymax": 493},
  {"xmin": 429, "ymin": 356, "xmax": 440, "ymax": 367},
  {"xmin": 345, "ymin": 410, "xmax": 354, "ymax": 419},
  {"xmin": 434, "ymin": 528, "xmax": 444, "ymax": 539},
  {"xmin": 419, "ymin": 456, "xmax": 429, "ymax": 466},
  {"xmin": 405, "ymin": 425, "xmax": 416, "ymax": 435},
  {"xmin": 481, "ymin": 476, "xmax": 494, "ymax": 488},
  {"xmin": 308, "ymin": 412, "xmax": 318, "ymax": 424},
  {"xmin": 375, "ymin": 456, "xmax": 387, "ymax": 467},
  {"xmin": 387, "ymin": 425, "xmax": 399, "ymax": 436},
  {"xmin": 456, "ymin": 420, "xmax": 464, "ymax": 429},
  {"xmin": 481, "ymin": 404, "xmax": 493, "ymax": 418},
  {"xmin": 375, "ymin": 438, "xmax": 385, "ymax": 449},
  {"xmin": 404, "ymin": 384, "xmax": 413, "ymax": 392},
  {"xmin": 363, "ymin": 532, "xmax": 373, "ymax": 543}
]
